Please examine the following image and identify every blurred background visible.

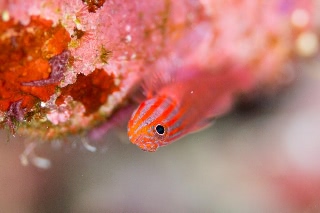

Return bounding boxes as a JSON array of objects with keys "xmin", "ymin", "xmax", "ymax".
[
  {"xmin": 1, "ymin": 0, "xmax": 320, "ymax": 212},
  {"xmin": 0, "ymin": 57, "xmax": 320, "ymax": 212}
]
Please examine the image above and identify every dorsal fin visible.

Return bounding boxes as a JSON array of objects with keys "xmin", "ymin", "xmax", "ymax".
[{"xmin": 142, "ymin": 59, "xmax": 176, "ymax": 98}]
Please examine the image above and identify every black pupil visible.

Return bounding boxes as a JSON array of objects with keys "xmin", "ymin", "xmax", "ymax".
[{"xmin": 155, "ymin": 125, "xmax": 165, "ymax": 135}]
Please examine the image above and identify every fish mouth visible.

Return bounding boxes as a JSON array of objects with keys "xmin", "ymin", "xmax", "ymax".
[
  {"xmin": 137, "ymin": 141, "xmax": 159, "ymax": 152},
  {"xmin": 130, "ymin": 135, "xmax": 159, "ymax": 152}
]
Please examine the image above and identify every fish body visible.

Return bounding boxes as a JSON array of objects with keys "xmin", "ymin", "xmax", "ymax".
[{"xmin": 128, "ymin": 67, "xmax": 252, "ymax": 152}]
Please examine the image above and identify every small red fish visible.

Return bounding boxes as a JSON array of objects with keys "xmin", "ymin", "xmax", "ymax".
[{"xmin": 128, "ymin": 66, "xmax": 253, "ymax": 152}]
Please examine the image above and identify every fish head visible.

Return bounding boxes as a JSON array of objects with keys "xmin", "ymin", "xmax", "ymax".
[{"xmin": 128, "ymin": 96, "xmax": 177, "ymax": 152}]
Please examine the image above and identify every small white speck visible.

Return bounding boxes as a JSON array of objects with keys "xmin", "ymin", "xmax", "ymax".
[
  {"xmin": 190, "ymin": 91, "xmax": 194, "ymax": 94},
  {"xmin": 125, "ymin": 35, "xmax": 132, "ymax": 42},
  {"xmin": 40, "ymin": 102, "xmax": 46, "ymax": 107},
  {"xmin": 2, "ymin": 10, "xmax": 10, "ymax": 22},
  {"xmin": 295, "ymin": 31, "xmax": 319, "ymax": 57},
  {"xmin": 131, "ymin": 53, "xmax": 137, "ymax": 59}
]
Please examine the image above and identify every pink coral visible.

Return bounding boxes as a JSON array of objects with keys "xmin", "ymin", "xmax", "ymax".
[{"xmin": 0, "ymin": 0, "xmax": 319, "ymax": 140}]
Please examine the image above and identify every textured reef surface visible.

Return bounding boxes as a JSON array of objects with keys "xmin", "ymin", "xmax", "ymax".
[{"xmin": 0, "ymin": 0, "xmax": 318, "ymax": 140}]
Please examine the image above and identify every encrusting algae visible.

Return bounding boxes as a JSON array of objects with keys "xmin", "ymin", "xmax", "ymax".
[{"xmin": 0, "ymin": 0, "xmax": 319, "ymax": 150}]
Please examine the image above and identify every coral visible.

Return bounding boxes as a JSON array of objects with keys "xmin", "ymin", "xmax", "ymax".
[
  {"xmin": 0, "ymin": 15, "xmax": 70, "ymax": 113},
  {"xmin": 56, "ymin": 68, "xmax": 119, "ymax": 116},
  {"xmin": 0, "ymin": 0, "xmax": 319, "ymax": 140}
]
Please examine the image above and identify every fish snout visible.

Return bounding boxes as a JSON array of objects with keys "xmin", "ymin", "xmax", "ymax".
[{"xmin": 138, "ymin": 141, "xmax": 159, "ymax": 152}]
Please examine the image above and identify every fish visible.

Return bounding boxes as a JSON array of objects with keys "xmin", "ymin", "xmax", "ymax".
[{"xmin": 127, "ymin": 66, "xmax": 253, "ymax": 152}]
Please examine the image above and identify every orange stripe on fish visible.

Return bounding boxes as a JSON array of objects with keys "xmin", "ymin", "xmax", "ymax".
[
  {"xmin": 151, "ymin": 98, "xmax": 176, "ymax": 126},
  {"xmin": 130, "ymin": 97, "xmax": 164, "ymax": 130}
]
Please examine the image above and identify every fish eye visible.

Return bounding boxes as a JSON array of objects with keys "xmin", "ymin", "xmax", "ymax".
[{"xmin": 155, "ymin": 124, "xmax": 165, "ymax": 135}]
